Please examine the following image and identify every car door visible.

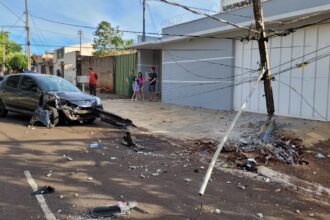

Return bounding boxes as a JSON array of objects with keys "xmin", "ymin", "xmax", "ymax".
[
  {"xmin": 1, "ymin": 75, "xmax": 21, "ymax": 109},
  {"xmin": 19, "ymin": 76, "xmax": 40, "ymax": 112}
]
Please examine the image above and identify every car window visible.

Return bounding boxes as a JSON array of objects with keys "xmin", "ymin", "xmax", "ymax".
[
  {"xmin": 21, "ymin": 76, "xmax": 38, "ymax": 92},
  {"xmin": 38, "ymin": 76, "xmax": 80, "ymax": 92},
  {"xmin": 6, "ymin": 75, "xmax": 20, "ymax": 88}
]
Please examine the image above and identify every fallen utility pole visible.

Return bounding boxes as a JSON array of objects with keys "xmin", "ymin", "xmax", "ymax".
[{"xmin": 252, "ymin": 0, "xmax": 275, "ymax": 117}]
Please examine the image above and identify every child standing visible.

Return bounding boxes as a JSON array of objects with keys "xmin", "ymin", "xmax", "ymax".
[
  {"xmin": 131, "ymin": 76, "xmax": 139, "ymax": 101},
  {"xmin": 137, "ymin": 72, "xmax": 145, "ymax": 101}
]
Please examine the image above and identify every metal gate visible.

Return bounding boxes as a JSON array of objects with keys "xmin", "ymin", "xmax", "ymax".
[{"xmin": 114, "ymin": 53, "xmax": 137, "ymax": 96}]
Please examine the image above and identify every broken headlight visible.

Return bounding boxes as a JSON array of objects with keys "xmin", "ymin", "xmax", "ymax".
[{"xmin": 95, "ymin": 97, "xmax": 102, "ymax": 106}]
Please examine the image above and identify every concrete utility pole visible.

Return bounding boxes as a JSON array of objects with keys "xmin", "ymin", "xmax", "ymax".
[
  {"xmin": 2, "ymin": 27, "xmax": 5, "ymax": 72},
  {"xmin": 25, "ymin": 0, "xmax": 31, "ymax": 70},
  {"xmin": 252, "ymin": 0, "xmax": 275, "ymax": 117},
  {"xmin": 78, "ymin": 30, "xmax": 82, "ymax": 55},
  {"xmin": 142, "ymin": 0, "xmax": 146, "ymax": 42}
]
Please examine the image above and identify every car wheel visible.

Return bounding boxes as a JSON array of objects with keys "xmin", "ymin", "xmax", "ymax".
[
  {"xmin": 48, "ymin": 106, "xmax": 59, "ymax": 127},
  {"xmin": 0, "ymin": 100, "xmax": 8, "ymax": 117}
]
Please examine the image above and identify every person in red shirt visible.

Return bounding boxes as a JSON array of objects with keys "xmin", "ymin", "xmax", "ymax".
[{"xmin": 88, "ymin": 67, "xmax": 98, "ymax": 96}]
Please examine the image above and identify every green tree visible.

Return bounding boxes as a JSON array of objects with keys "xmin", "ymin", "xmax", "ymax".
[
  {"xmin": 0, "ymin": 31, "xmax": 23, "ymax": 68},
  {"xmin": 93, "ymin": 21, "xmax": 133, "ymax": 56},
  {"xmin": 6, "ymin": 52, "xmax": 27, "ymax": 72}
]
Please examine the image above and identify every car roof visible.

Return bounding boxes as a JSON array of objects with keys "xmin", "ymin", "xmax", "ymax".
[{"xmin": 9, "ymin": 73, "xmax": 59, "ymax": 79}]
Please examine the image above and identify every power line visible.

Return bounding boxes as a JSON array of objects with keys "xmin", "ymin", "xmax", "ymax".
[
  {"xmin": 0, "ymin": 0, "xmax": 25, "ymax": 23},
  {"xmin": 149, "ymin": 0, "xmax": 219, "ymax": 13},
  {"xmin": 29, "ymin": 14, "xmax": 236, "ymax": 40},
  {"xmin": 163, "ymin": 46, "xmax": 330, "ymax": 102},
  {"xmin": 157, "ymin": 0, "xmax": 259, "ymax": 34},
  {"xmin": 275, "ymin": 79, "xmax": 327, "ymax": 120}
]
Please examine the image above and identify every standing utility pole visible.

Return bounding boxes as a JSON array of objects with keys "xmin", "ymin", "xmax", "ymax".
[
  {"xmin": 78, "ymin": 30, "xmax": 82, "ymax": 55},
  {"xmin": 252, "ymin": 0, "xmax": 275, "ymax": 117},
  {"xmin": 1, "ymin": 27, "xmax": 5, "ymax": 72},
  {"xmin": 25, "ymin": 0, "xmax": 31, "ymax": 70},
  {"xmin": 142, "ymin": 0, "xmax": 146, "ymax": 42}
]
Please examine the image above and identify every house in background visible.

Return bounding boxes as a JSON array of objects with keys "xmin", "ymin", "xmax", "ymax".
[
  {"xmin": 131, "ymin": 0, "xmax": 330, "ymax": 121},
  {"xmin": 53, "ymin": 42, "xmax": 94, "ymax": 84},
  {"xmin": 32, "ymin": 52, "xmax": 54, "ymax": 74}
]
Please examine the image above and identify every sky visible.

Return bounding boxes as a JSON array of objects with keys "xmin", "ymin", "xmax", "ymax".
[{"xmin": 0, "ymin": 0, "xmax": 220, "ymax": 54}]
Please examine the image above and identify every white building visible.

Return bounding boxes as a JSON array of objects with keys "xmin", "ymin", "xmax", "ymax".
[
  {"xmin": 131, "ymin": 0, "xmax": 330, "ymax": 121},
  {"xmin": 53, "ymin": 42, "xmax": 94, "ymax": 84}
]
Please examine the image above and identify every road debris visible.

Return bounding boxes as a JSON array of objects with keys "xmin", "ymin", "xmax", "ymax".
[
  {"xmin": 236, "ymin": 158, "xmax": 257, "ymax": 172},
  {"xmin": 256, "ymin": 213, "xmax": 264, "ymax": 218},
  {"xmin": 184, "ymin": 178, "xmax": 192, "ymax": 183},
  {"xmin": 46, "ymin": 170, "xmax": 53, "ymax": 177},
  {"xmin": 90, "ymin": 201, "xmax": 139, "ymax": 218},
  {"xmin": 315, "ymin": 153, "xmax": 326, "ymax": 159},
  {"xmin": 31, "ymin": 185, "xmax": 55, "ymax": 196},
  {"xmin": 90, "ymin": 143, "xmax": 100, "ymax": 148},
  {"xmin": 237, "ymin": 183, "xmax": 246, "ymax": 190}
]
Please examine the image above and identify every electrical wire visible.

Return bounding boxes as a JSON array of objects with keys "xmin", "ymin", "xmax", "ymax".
[
  {"xmin": 275, "ymin": 78, "xmax": 327, "ymax": 120},
  {"xmin": 162, "ymin": 46, "xmax": 330, "ymax": 102},
  {"xmin": 29, "ymin": 14, "xmax": 236, "ymax": 40},
  {"xmin": 157, "ymin": 0, "xmax": 259, "ymax": 34},
  {"xmin": 0, "ymin": 0, "xmax": 25, "ymax": 23}
]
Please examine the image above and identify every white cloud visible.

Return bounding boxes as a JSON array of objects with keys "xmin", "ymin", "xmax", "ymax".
[{"xmin": 0, "ymin": 0, "xmax": 219, "ymax": 54}]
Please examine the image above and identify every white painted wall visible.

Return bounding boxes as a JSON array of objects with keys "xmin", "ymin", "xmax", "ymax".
[{"xmin": 234, "ymin": 23, "xmax": 330, "ymax": 121}]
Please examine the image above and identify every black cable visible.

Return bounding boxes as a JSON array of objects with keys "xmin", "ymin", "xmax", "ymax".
[
  {"xmin": 0, "ymin": 0, "xmax": 25, "ymax": 23},
  {"xmin": 275, "ymin": 79, "xmax": 327, "ymax": 120},
  {"xmin": 157, "ymin": 0, "xmax": 259, "ymax": 34},
  {"xmin": 163, "ymin": 48, "xmax": 330, "ymax": 102},
  {"xmin": 29, "ymin": 14, "xmax": 236, "ymax": 40}
]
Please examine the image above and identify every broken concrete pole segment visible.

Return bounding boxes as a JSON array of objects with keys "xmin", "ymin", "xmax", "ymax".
[
  {"xmin": 93, "ymin": 108, "xmax": 133, "ymax": 128},
  {"xmin": 90, "ymin": 201, "xmax": 138, "ymax": 218}
]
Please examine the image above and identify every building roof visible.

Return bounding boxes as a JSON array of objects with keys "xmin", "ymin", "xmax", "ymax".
[{"xmin": 130, "ymin": 0, "xmax": 330, "ymax": 50}]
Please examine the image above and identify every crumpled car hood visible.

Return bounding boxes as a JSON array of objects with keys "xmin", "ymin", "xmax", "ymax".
[{"xmin": 47, "ymin": 91, "xmax": 98, "ymax": 107}]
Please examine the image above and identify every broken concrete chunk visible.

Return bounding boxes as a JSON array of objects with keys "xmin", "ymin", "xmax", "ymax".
[
  {"xmin": 184, "ymin": 178, "xmax": 192, "ymax": 183},
  {"xmin": 315, "ymin": 153, "xmax": 326, "ymax": 159},
  {"xmin": 237, "ymin": 183, "xmax": 246, "ymax": 190},
  {"xmin": 256, "ymin": 213, "xmax": 264, "ymax": 218}
]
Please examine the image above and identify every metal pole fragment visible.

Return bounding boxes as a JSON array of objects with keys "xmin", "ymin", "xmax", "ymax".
[{"xmin": 199, "ymin": 70, "xmax": 265, "ymax": 196}]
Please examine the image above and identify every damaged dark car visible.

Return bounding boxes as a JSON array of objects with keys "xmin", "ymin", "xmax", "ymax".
[{"xmin": 0, "ymin": 73, "xmax": 103, "ymax": 127}]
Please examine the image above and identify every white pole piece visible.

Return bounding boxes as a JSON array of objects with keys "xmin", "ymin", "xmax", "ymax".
[{"xmin": 199, "ymin": 69, "xmax": 265, "ymax": 196}]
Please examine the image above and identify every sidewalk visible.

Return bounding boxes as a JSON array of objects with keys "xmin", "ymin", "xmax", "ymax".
[{"xmin": 102, "ymin": 99, "xmax": 330, "ymax": 147}]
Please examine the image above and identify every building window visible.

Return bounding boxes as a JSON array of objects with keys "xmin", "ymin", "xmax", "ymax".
[{"xmin": 57, "ymin": 48, "xmax": 64, "ymax": 59}]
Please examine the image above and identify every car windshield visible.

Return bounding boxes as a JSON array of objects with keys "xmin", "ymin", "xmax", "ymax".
[{"xmin": 38, "ymin": 76, "xmax": 80, "ymax": 92}]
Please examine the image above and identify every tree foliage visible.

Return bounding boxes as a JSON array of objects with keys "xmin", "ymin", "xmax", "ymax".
[
  {"xmin": 0, "ymin": 31, "xmax": 25, "ymax": 71},
  {"xmin": 6, "ymin": 52, "xmax": 27, "ymax": 72},
  {"xmin": 93, "ymin": 21, "xmax": 133, "ymax": 56}
]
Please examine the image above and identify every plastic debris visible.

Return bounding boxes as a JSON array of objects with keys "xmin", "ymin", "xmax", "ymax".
[
  {"xmin": 256, "ymin": 213, "xmax": 264, "ymax": 218},
  {"xmin": 31, "ymin": 185, "xmax": 55, "ymax": 196},
  {"xmin": 236, "ymin": 158, "xmax": 257, "ymax": 172},
  {"xmin": 90, "ymin": 143, "xmax": 100, "ymax": 148},
  {"xmin": 184, "ymin": 178, "xmax": 192, "ymax": 183},
  {"xmin": 315, "ymin": 153, "xmax": 326, "ymax": 159},
  {"xmin": 30, "ymin": 106, "xmax": 53, "ymax": 128}
]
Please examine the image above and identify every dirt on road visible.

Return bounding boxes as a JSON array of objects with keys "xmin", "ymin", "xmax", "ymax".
[{"xmin": 0, "ymin": 111, "xmax": 329, "ymax": 220}]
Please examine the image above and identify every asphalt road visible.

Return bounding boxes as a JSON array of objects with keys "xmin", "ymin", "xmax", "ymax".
[{"xmin": 0, "ymin": 112, "xmax": 329, "ymax": 220}]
